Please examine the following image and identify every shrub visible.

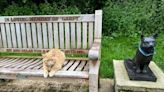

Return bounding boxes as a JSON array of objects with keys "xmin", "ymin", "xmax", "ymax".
[{"xmin": 103, "ymin": 0, "xmax": 164, "ymax": 37}]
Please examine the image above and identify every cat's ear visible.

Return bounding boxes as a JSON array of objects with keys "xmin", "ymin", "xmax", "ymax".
[
  {"xmin": 141, "ymin": 34, "xmax": 144, "ymax": 39},
  {"xmin": 153, "ymin": 33, "xmax": 158, "ymax": 38}
]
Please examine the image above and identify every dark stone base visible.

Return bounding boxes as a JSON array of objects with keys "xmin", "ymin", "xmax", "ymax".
[{"xmin": 124, "ymin": 59, "xmax": 157, "ymax": 82}]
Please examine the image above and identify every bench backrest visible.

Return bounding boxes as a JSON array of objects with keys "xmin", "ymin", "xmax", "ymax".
[{"xmin": 0, "ymin": 10, "xmax": 102, "ymax": 53}]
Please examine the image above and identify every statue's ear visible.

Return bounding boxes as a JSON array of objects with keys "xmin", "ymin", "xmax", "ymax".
[
  {"xmin": 141, "ymin": 34, "xmax": 144, "ymax": 39},
  {"xmin": 153, "ymin": 33, "xmax": 158, "ymax": 38}
]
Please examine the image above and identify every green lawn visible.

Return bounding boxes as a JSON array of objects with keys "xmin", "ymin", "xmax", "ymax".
[{"xmin": 100, "ymin": 34, "xmax": 164, "ymax": 78}]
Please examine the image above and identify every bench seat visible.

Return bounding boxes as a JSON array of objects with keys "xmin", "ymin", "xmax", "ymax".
[{"xmin": 0, "ymin": 57, "xmax": 89, "ymax": 79}]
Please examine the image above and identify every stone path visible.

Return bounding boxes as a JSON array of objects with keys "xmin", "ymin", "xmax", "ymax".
[
  {"xmin": 0, "ymin": 78, "xmax": 114, "ymax": 92},
  {"xmin": 99, "ymin": 79, "xmax": 114, "ymax": 92}
]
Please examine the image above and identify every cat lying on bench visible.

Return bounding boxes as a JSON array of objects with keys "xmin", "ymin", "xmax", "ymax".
[{"xmin": 42, "ymin": 49, "xmax": 66, "ymax": 78}]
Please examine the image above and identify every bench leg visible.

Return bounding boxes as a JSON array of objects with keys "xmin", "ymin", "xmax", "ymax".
[{"xmin": 89, "ymin": 60, "xmax": 100, "ymax": 92}]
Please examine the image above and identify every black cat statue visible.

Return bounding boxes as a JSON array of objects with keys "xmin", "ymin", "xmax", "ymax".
[{"xmin": 124, "ymin": 33, "xmax": 158, "ymax": 82}]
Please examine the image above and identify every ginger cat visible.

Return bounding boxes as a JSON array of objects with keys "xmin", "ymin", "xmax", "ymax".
[{"xmin": 42, "ymin": 49, "xmax": 65, "ymax": 78}]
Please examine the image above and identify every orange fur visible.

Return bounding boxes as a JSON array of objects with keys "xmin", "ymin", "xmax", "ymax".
[{"xmin": 42, "ymin": 49, "xmax": 65, "ymax": 78}]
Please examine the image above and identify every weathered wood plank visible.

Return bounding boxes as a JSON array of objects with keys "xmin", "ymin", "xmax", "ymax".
[
  {"xmin": 0, "ymin": 58, "xmax": 15, "ymax": 64},
  {"xmin": 76, "ymin": 61, "xmax": 86, "ymax": 71},
  {"xmin": 82, "ymin": 22, "xmax": 87, "ymax": 49},
  {"xmin": 5, "ymin": 23, "xmax": 12, "ymax": 48},
  {"xmin": 26, "ymin": 23, "xmax": 32, "ymax": 48},
  {"xmin": 65, "ymin": 22, "xmax": 70, "ymax": 49},
  {"xmin": 19, "ymin": 59, "xmax": 41, "ymax": 69},
  {"xmin": 15, "ymin": 23, "xmax": 22, "ymax": 48},
  {"xmin": 68, "ymin": 60, "xmax": 80, "ymax": 71},
  {"xmin": 0, "ymin": 58, "xmax": 20, "ymax": 67},
  {"xmin": 13, "ymin": 58, "xmax": 36, "ymax": 69},
  {"xmin": 0, "ymin": 58, "xmax": 8, "ymax": 61},
  {"xmin": 31, "ymin": 23, "xmax": 38, "ymax": 48},
  {"xmin": 94, "ymin": 10, "xmax": 102, "ymax": 39},
  {"xmin": 83, "ymin": 61, "xmax": 89, "ymax": 71},
  {"xmin": 70, "ymin": 22, "xmax": 76, "ymax": 48},
  {"xmin": 88, "ymin": 22, "xmax": 94, "ymax": 48},
  {"xmin": 8, "ymin": 58, "xmax": 31, "ymax": 68},
  {"xmin": 0, "ymin": 24, "xmax": 7, "ymax": 47},
  {"xmin": 10, "ymin": 23, "xmax": 17, "ymax": 48},
  {"xmin": 0, "ymin": 28, "xmax": 2, "ymax": 48},
  {"xmin": 62, "ymin": 60, "xmax": 74, "ymax": 71},
  {"xmin": 2, "ymin": 58, "xmax": 25, "ymax": 68},
  {"xmin": 42, "ymin": 23, "xmax": 48, "ymax": 48},
  {"xmin": 26, "ymin": 60, "xmax": 42, "ymax": 69},
  {"xmin": 59, "ymin": 22, "xmax": 64, "ymax": 49},
  {"xmin": 0, "ymin": 68, "xmax": 89, "ymax": 79},
  {"xmin": 89, "ymin": 60, "xmax": 100, "ymax": 92},
  {"xmin": 47, "ymin": 23, "xmax": 53, "ymax": 48},
  {"xmin": 76, "ymin": 23, "xmax": 81, "ymax": 48},
  {"xmin": 36, "ymin": 23, "xmax": 43, "ymax": 48},
  {"xmin": 20, "ymin": 23, "xmax": 27, "ymax": 48},
  {"xmin": 0, "ymin": 14, "xmax": 94, "ymax": 23},
  {"xmin": 53, "ymin": 23, "xmax": 59, "ymax": 48}
]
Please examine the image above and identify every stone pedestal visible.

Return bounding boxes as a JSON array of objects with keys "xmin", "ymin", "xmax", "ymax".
[{"xmin": 113, "ymin": 60, "xmax": 164, "ymax": 92}]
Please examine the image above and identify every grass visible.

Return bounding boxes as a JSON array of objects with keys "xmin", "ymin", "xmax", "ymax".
[{"xmin": 100, "ymin": 33, "xmax": 164, "ymax": 78}]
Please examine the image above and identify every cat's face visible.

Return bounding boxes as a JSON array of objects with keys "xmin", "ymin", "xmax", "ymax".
[
  {"xmin": 42, "ymin": 54, "xmax": 56, "ymax": 67},
  {"xmin": 141, "ymin": 33, "xmax": 158, "ymax": 48}
]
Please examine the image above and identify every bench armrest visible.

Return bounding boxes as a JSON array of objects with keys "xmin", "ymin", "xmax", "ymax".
[{"xmin": 88, "ymin": 39, "xmax": 101, "ymax": 60}]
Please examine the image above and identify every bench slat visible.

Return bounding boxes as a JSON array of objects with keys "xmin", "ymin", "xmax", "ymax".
[
  {"xmin": 70, "ymin": 22, "xmax": 76, "ymax": 48},
  {"xmin": 10, "ymin": 23, "xmax": 17, "ymax": 48},
  {"xmin": 47, "ymin": 23, "xmax": 53, "ymax": 48},
  {"xmin": 26, "ymin": 23, "xmax": 32, "ymax": 48},
  {"xmin": 0, "ymin": 26, "xmax": 2, "ymax": 48},
  {"xmin": 36, "ymin": 23, "xmax": 43, "ymax": 48},
  {"xmin": 65, "ymin": 22, "xmax": 70, "ymax": 49},
  {"xmin": 31, "ymin": 23, "xmax": 38, "ymax": 48},
  {"xmin": 68, "ymin": 60, "xmax": 80, "ymax": 71},
  {"xmin": 15, "ymin": 23, "xmax": 22, "ymax": 48},
  {"xmin": 5, "ymin": 23, "xmax": 12, "ymax": 48},
  {"xmin": 83, "ymin": 61, "xmax": 89, "ymax": 71},
  {"xmin": 0, "ymin": 58, "xmax": 20, "ymax": 67},
  {"xmin": 8, "ymin": 58, "xmax": 31, "ymax": 68},
  {"xmin": 42, "ymin": 23, "xmax": 48, "ymax": 48},
  {"xmin": 76, "ymin": 22, "xmax": 81, "ymax": 48},
  {"xmin": 20, "ymin": 23, "xmax": 27, "ymax": 48},
  {"xmin": 62, "ymin": 60, "xmax": 74, "ymax": 71},
  {"xmin": 53, "ymin": 23, "xmax": 59, "ymax": 48},
  {"xmin": 2, "ymin": 58, "xmax": 25, "ymax": 68},
  {"xmin": 76, "ymin": 61, "xmax": 86, "ymax": 71},
  {"xmin": 0, "ymin": 68, "xmax": 89, "ymax": 79},
  {"xmin": 82, "ymin": 22, "xmax": 87, "ymax": 49},
  {"xmin": 0, "ymin": 58, "xmax": 17, "ymax": 65},
  {"xmin": 13, "ymin": 59, "xmax": 36, "ymax": 69},
  {"xmin": 88, "ymin": 22, "xmax": 94, "ymax": 48},
  {"xmin": 0, "ymin": 14, "xmax": 94, "ymax": 23},
  {"xmin": 19, "ymin": 59, "xmax": 41, "ymax": 69},
  {"xmin": 59, "ymin": 22, "xmax": 64, "ymax": 49},
  {"xmin": 0, "ymin": 24, "xmax": 7, "ymax": 48},
  {"xmin": 26, "ymin": 60, "xmax": 42, "ymax": 69}
]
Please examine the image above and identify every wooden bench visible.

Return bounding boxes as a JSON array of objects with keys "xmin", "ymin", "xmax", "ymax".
[{"xmin": 0, "ymin": 10, "xmax": 102, "ymax": 92}]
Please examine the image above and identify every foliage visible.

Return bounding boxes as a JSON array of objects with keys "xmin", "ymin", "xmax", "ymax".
[{"xmin": 103, "ymin": 0, "xmax": 164, "ymax": 37}]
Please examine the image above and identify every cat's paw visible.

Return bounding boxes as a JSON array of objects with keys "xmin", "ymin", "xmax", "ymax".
[
  {"xmin": 44, "ymin": 73, "xmax": 48, "ymax": 78},
  {"xmin": 49, "ymin": 71, "xmax": 56, "ymax": 77}
]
